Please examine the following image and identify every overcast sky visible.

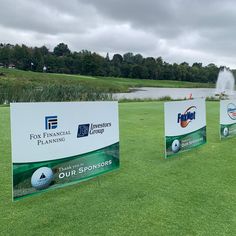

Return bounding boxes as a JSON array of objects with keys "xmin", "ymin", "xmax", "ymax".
[{"xmin": 1, "ymin": 0, "xmax": 236, "ymax": 68}]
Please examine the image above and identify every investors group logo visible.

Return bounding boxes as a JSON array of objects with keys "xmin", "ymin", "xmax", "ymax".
[
  {"xmin": 177, "ymin": 106, "xmax": 196, "ymax": 128},
  {"xmin": 227, "ymin": 103, "xmax": 236, "ymax": 120},
  {"xmin": 45, "ymin": 116, "xmax": 58, "ymax": 130},
  {"xmin": 77, "ymin": 124, "xmax": 90, "ymax": 138},
  {"xmin": 77, "ymin": 122, "xmax": 112, "ymax": 138}
]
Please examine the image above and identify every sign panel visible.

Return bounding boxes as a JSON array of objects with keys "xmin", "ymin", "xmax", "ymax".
[
  {"xmin": 220, "ymin": 99, "xmax": 236, "ymax": 139},
  {"xmin": 11, "ymin": 102, "xmax": 119, "ymax": 200},
  {"xmin": 164, "ymin": 99, "xmax": 206, "ymax": 158}
]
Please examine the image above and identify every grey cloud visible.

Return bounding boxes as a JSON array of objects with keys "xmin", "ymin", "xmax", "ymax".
[
  {"xmin": 81, "ymin": 0, "xmax": 236, "ymax": 32},
  {"xmin": 0, "ymin": 0, "xmax": 236, "ymax": 67},
  {"xmin": 0, "ymin": 0, "xmax": 99, "ymax": 35},
  {"xmin": 76, "ymin": 0, "xmax": 236, "ymax": 67},
  {"xmin": 67, "ymin": 25, "xmax": 158, "ymax": 55}
]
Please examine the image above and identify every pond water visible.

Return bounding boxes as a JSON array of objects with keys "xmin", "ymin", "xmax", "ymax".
[{"xmin": 113, "ymin": 87, "xmax": 236, "ymax": 100}]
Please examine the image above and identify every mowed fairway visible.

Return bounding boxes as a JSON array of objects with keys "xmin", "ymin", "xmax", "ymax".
[{"xmin": 1, "ymin": 102, "xmax": 236, "ymax": 235}]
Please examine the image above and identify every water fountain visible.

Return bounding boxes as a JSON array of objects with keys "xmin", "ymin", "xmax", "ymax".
[{"xmin": 215, "ymin": 67, "xmax": 235, "ymax": 96}]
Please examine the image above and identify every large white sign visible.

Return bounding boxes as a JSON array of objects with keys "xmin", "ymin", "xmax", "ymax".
[
  {"xmin": 11, "ymin": 101, "xmax": 119, "ymax": 200},
  {"xmin": 164, "ymin": 99, "xmax": 206, "ymax": 158},
  {"xmin": 220, "ymin": 99, "xmax": 236, "ymax": 139}
]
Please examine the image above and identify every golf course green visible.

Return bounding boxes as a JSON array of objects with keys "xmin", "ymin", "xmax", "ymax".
[
  {"xmin": 1, "ymin": 101, "xmax": 236, "ymax": 235},
  {"xmin": 0, "ymin": 68, "xmax": 215, "ymax": 104}
]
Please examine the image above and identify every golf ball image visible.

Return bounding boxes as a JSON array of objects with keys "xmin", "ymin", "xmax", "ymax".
[
  {"xmin": 31, "ymin": 167, "xmax": 53, "ymax": 190},
  {"xmin": 171, "ymin": 139, "xmax": 181, "ymax": 153},
  {"xmin": 223, "ymin": 127, "xmax": 229, "ymax": 137}
]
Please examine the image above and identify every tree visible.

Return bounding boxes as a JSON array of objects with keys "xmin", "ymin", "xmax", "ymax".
[
  {"xmin": 0, "ymin": 41, "xmax": 222, "ymax": 84},
  {"xmin": 0, "ymin": 44, "xmax": 11, "ymax": 66},
  {"xmin": 39, "ymin": 46, "xmax": 49, "ymax": 56},
  {"xmin": 156, "ymin": 57, "xmax": 163, "ymax": 66},
  {"xmin": 131, "ymin": 65, "xmax": 148, "ymax": 79},
  {"xmin": 121, "ymin": 63, "xmax": 131, "ymax": 78},
  {"xmin": 133, "ymin": 54, "xmax": 143, "ymax": 65},
  {"xmin": 32, "ymin": 47, "xmax": 44, "ymax": 71},
  {"xmin": 144, "ymin": 57, "xmax": 158, "ymax": 80},
  {"xmin": 123, "ymin": 52, "xmax": 134, "ymax": 64},
  {"xmin": 156, "ymin": 57, "xmax": 164, "ymax": 79},
  {"xmin": 105, "ymin": 53, "xmax": 110, "ymax": 61},
  {"xmin": 53, "ymin": 43, "xmax": 71, "ymax": 57},
  {"xmin": 206, "ymin": 63, "xmax": 219, "ymax": 83},
  {"xmin": 12, "ymin": 44, "xmax": 31, "ymax": 70},
  {"xmin": 112, "ymin": 54, "xmax": 123, "ymax": 65},
  {"xmin": 192, "ymin": 62, "xmax": 202, "ymax": 68}
]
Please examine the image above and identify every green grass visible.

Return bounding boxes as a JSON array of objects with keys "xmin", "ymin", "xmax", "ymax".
[
  {"xmin": 0, "ymin": 68, "xmax": 214, "ymax": 93},
  {"xmin": 0, "ymin": 68, "xmax": 214, "ymax": 103},
  {"xmin": 1, "ymin": 101, "xmax": 236, "ymax": 235}
]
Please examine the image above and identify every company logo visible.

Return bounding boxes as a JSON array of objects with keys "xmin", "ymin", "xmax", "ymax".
[
  {"xmin": 227, "ymin": 103, "xmax": 236, "ymax": 120},
  {"xmin": 177, "ymin": 106, "xmax": 196, "ymax": 128},
  {"xmin": 40, "ymin": 173, "xmax": 46, "ymax": 179},
  {"xmin": 77, "ymin": 124, "xmax": 90, "ymax": 138},
  {"xmin": 45, "ymin": 116, "xmax": 58, "ymax": 130},
  {"xmin": 77, "ymin": 122, "xmax": 111, "ymax": 138}
]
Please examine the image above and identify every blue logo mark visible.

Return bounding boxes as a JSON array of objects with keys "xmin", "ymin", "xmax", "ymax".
[
  {"xmin": 227, "ymin": 103, "xmax": 236, "ymax": 120},
  {"xmin": 45, "ymin": 116, "xmax": 58, "ymax": 130},
  {"xmin": 177, "ymin": 106, "xmax": 196, "ymax": 128},
  {"xmin": 77, "ymin": 124, "xmax": 90, "ymax": 138}
]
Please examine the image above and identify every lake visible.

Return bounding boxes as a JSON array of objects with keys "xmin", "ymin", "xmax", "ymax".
[{"xmin": 113, "ymin": 87, "xmax": 236, "ymax": 100}]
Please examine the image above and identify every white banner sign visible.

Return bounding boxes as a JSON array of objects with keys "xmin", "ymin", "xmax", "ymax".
[
  {"xmin": 164, "ymin": 99, "xmax": 206, "ymax": 158},
  {"xmin": 11, "ymin": 101, "xmax": 119, "ymax": 200},
  {"xmin": 220, "ymin": 99, "xmax": 236, "ymax": 139}
]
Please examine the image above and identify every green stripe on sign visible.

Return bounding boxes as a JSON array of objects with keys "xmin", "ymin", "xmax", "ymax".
[
  {"xmin": 220, "ymin": 123, "xmax": 236, "ymax": 139},
  {"xmin": 165, "ymin": 126, "xmax": 206, "ymax": 158},
  {"xmin": 13, "ymin": 142, "xmax": 119, "ymax": 200}
]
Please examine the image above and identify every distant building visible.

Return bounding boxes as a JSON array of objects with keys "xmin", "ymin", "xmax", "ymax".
[{"xmin": 8, "ymin": 64, "xmax": 16, "ymax": 69}]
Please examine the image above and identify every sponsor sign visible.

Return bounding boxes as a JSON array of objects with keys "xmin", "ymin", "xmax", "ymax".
[
  {"xmin": 164, "ymin": 99, "xmax": 206, "ymax": 158},
  {"xmin": 220, "ymin": 100, "xmax": 236, "ymax": 139},
  {"xmin": 11, "ymin": 102, "xmax": 119, "ymax": 200}
]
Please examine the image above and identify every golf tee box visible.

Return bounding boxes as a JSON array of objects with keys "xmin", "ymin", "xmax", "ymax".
[
  {"xmin": 10, "ymin": 101, "xmax": 119, "ymax": 201},
  {"xmin": 220, "ymin": 99, "xmax": 236, "ymax": 139},
  {"xmin": 164, "ymin": 98, "xmax": 206, "ymax": 158}
]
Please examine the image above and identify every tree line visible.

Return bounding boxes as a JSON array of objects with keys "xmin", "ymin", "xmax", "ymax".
[{"xmin": 0, "ymin": 42, "xmax": 223, "ymax": 83}]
